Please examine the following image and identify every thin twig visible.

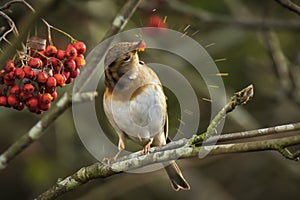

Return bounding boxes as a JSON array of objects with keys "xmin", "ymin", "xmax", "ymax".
[
  {"xmin": 0, "ymin": 0, "xmax": 34, "ymax": 43},
  {"xmin": 0, "ymin": 11, "xmax": 19, "ymax": 45},
  {"xmin": 275, "ymin": 0, "xmax": 300, "ymax": 15},
  {"xmin": 214, "ymin": 122, "xmax": 300, "ymax": 143}
]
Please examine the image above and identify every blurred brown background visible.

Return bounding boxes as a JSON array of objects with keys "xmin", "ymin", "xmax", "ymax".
[{"xmin": 0, "ymin": 0, "xmax": 300, "ymax": 199}]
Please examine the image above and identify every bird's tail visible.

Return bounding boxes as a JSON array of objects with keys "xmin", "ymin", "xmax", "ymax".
[{"xmin": 164, "ymin": 161, "xmax": 190, "ymax": 191}]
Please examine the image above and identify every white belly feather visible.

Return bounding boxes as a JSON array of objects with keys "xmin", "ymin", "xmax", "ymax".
[{"xmin": 104, "ymin": 84, "xmax": 166, "ymax": 141}]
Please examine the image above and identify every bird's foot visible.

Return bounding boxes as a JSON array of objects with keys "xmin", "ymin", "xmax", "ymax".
[{"xmin": 142, "ymin": 140, "xmax": 153, "ymax": 154}]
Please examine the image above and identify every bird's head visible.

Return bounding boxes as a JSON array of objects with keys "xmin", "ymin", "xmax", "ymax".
[{"xmin": 104, "ymin": 40, "xmax": 146, "ymax": 89}]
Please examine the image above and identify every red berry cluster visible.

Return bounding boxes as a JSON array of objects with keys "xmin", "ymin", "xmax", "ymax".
[{"xmin": 0, "ymin": 41, "xmax": 86, "ymax": 114}]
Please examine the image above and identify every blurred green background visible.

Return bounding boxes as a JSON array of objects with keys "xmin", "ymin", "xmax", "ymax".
[{"xmin": 0, "ymin": 0, "xmax": 300, "ymax": 199}]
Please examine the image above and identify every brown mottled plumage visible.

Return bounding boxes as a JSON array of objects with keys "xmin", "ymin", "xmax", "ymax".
[{"xmin": 103, "ymin": 41, "xmax": 190, "ymax": 191}]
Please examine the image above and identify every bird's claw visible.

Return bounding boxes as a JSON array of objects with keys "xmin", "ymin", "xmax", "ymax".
[{"xmin": 142, "ymin": 143, "xmax": 151, "ymax": 154}]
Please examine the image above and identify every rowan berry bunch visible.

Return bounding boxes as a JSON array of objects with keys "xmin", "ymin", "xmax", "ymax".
[{"xmin": 0, "ymin": 37, "xmax": 87, "ymax": 114}]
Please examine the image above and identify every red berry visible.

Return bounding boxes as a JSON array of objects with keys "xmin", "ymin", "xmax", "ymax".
[
  {"xmin": 64, "ymin": 60, "xmax": 76, "ymax": 71},
  {"xmin": 23, "ymin": 83, "xmax": 35, "ymax": 94},
  {"xmin": 0, "ymin": 96, "xmax": 7, "ymax": 106},
  {"xmin": 54, "ymin": 74, "xmax": 66, "ymax": 87},
  {"xmin": 70, "ymin": 68, "xmax": 80, "ymax": 78},
  {"xmin": 7, "ymin": 94, "xmax": 19, "ymax": 106},
  {"xmin": 39, "ymin": 102, "xmax": 51, "ymax": 111},
  {"xmin": 37, "ymin": 71, "xmax": 48, "ymax": 83},
  {"xmin": 4, "ymin": 71, "xmax": 15, "ymax": 81},
  {"xmin": 5, "ymin": 60, "xmax": 15, "ymax": 72},
  {"xmin": 23, "ymin": 66, "xmax": 36, "ymax": 79},
  {"xmin": 48, "ymin": 57, "xmax": 59, "ymax": 67},
  {"xmin": 56, "ymin": 50, "xmax": 66, "ymax": 60},
  {"xmin": 48, "ymin": 58, "xmax": 63, "ymax": 73},
  {"xmin": 40, "ymin": 93, "xmax": 53, "ymax": 104},
  {"xmin": 50, "ymin": 91, "xmax": 57, "ymax": 101},
  {"xmin": 73, "ymin": 41, "xmax": 86, "ymax": 54},
  {"xmin": 19, "ymin": 92, "xmax": 32, "ymax": 101},
  {"xmin": 14, "ymin": 68, "xmax": 25, "ymax": 79},
  {"xmin": 26, "ymin": 97, "xmax": 39, "ymax": 112},
  {"xmin": 45, "ymin": 45, "xmax": 58, "ymax": 57},
  {"xmin": 62, "ymin": 71, "xmax": 70, "ymax": 80},
  {"xmin": 46, "ymin": 76, "xmax": 57, "ymax": 87},
  {"xmin": 53, "ymin": 65, "xmax": 62, "ymax": 74},
  {"xmin": 75, "ymin": 54, "xmax": 86, "ymax": 68},
  {"xmin": 65, "ymin": 44, "xmax": 77, "ymax": 60},
  {"xmin": 10, "ymin": 85, "xmax": 21, "ymax": 96},
  {"xmin": 28, "ymin": 58, "xmax": 43, "ymax": 68}
]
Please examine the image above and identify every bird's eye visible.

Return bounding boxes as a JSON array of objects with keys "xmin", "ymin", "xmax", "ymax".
[
  {"xmin": 139, "ymin": 61, "xmax": 144, "ymax": 65},
  {"xmin": 123, "ymin": 55, "xmax": 131, "ymax": 62}
]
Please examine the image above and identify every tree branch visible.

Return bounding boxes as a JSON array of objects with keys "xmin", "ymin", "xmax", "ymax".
[
  {"xmin": 35, "ymin": 134, "xmax": 300, "ymax": 200},
  {"xmin": 165, "ymin": 0, "xmax": 300, "ymax": 31},
  {"xmin": 262, "ymin": 31, "xmax": 300, "ymax": 102},
  {"xmin": 35, "ymin": 85, "xmax": 300, "ymax": 200},
  {"xmin": 275, "ymin": 0, "xmax": 300, "ymax": 15},
  {"xmin": 0, "ymin": 0, "xmax": 142, "ymax": 170}
]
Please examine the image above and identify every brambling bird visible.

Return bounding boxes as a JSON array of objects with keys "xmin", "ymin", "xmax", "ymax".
[{"xmin": 103, "ymin": 40, "xmax": 190, "ymax": 191}]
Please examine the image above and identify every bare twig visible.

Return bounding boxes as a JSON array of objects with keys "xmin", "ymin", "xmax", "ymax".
[
  {"xmin": 215, "ymin": 122, "xmax": 300, "ymax": 142},
  {"xmin": 0, "ymin": 11, "xmax": 19, "ymax": 45},
  {"xmin": 165, "ymin": 0, "xmax": 300, "ymax": 31},
  {"xmin": 275, "ymin": 0, "xmax": 300, "ymax": 15},
  {"xmin": 0, "ymin": 0, "xmax": 35, "ymax": 44}
]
